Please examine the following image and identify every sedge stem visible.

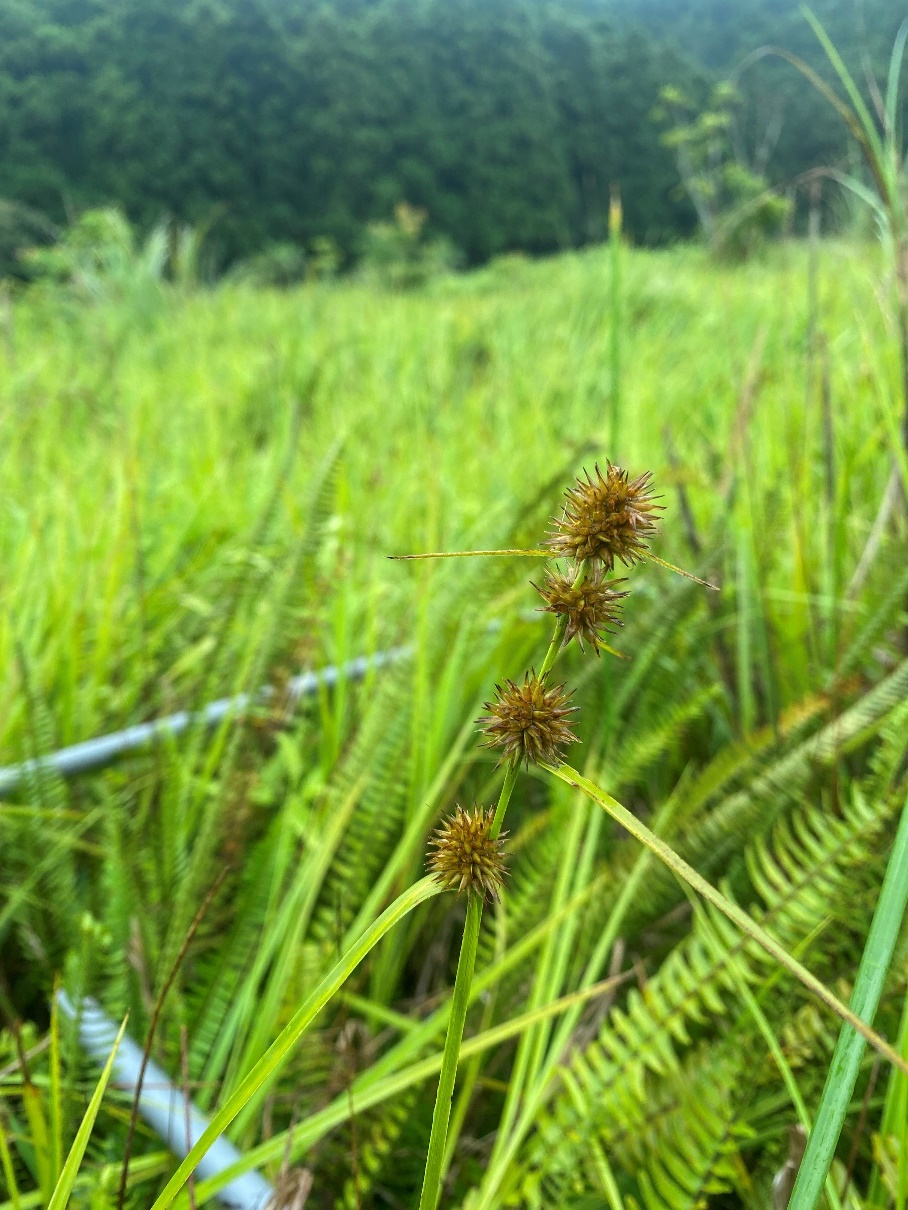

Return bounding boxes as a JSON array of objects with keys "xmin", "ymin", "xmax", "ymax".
[
  {"xmin": 418, "ymin": 893, "xmax": 483, "ymax": 1210},
  {"xmin": 418, "ymin": 554, "xmax": 586, "ymax": 1202},
  {"xmin": 491, "ymin": 760, "xmax": 519, "ymax": 840},
  {"xmin": 538, "ymin": 559, "xmax": 588, "ymax": 680},
  {"xmin": 419, "ymin": 765, "xmax": 514, "ymax": 1202}
]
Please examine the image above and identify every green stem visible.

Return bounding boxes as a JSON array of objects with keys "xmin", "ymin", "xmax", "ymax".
[
  {"xmin": 538, "ymin": 559, "xmax": 588, "ymax": 681},
  {"xmin": 491, "ymin": 762, "xmax": 519, "ymax": 839},
  {"xmin": 418, "ymin": 893, "xmax": 483, "ymax": 1210},
  {"xmin": 419, "ymin": 551, "xmax": 585, "ymax": 1205},
  {"xmin": 538, "ymin": 615, "xmax": 569, "ymax": 679},
  {"xmin": 441, "ymin": 902, "xmax": 506, "ymax": 1179},
  {"xmin": 420, "ymin": 762, "xmax": 515, "ymax": 1201},
  {"xmin": 609, "ymin": 187, "xmax": 623, "ymax": 458}
]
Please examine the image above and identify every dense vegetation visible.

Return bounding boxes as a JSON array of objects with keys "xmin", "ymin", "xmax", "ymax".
[
  {"xmin": 1, "ymin": 0, "xmax": 906, "ymax": 272},
  {"xmin": 1, "ymin": 230, "xmax": 907, "ymax": 1205},
  {"xmin": 612, "ymin": 0, "xmax": 908, "ymax": 203},
  {"xmin": 2, "ymin": 5, "xmax": 908, "ymax": 1203}
]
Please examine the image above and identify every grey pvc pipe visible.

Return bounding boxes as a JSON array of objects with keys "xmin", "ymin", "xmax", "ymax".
[
  {"xmin": 0, "ymin": 648, "xmax": 409, "ymax": 797},
  {"xmin": 56, "ymin": 992, "xmax": 275, "ymax": 1208},
  {"xmin": 24, "ymin": 652, "xmax": 411, "ymax": 1199}
]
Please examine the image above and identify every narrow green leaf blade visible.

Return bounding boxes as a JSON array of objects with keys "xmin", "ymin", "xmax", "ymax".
[
  {"xmin": 46, "ymin": 1015, "xmax": 128, "ymax": 1210},
  {"xmin": 49, "ymin": 986, "xmax": 62, "ymax": 1182},
  {"xmin": 0, "ymin": 1116, "xmax": 23, "ymax": 1210},
  {"xmin": 149, "ymin": 876, "xmax": 441, "ymax": 1210},
  {"xmin": 884, "ymin": 19, "xmax": 908, "ymax": 147},
  {"xmin": 545, "ymin": 763, "xmax": 908, "ymax": 1076},
  {"xmin": 802, "ymin": 7, "xmax": 888, "ymax": 181},
  {"xmin": 789, "ymin": 788, "xmax": 908, "ymax": 1209}
]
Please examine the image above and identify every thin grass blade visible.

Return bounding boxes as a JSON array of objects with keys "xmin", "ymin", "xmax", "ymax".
[
  {"xmin": 49, "ymin": 987, "xmax": 62, "ymax": 1182},
  {"xmin": 388, "ymin": 548, "xmax": 550, "ymax": 560},
  {"xmin": 149, "ymin": 877, "xmax": 442, "ymax": 1210},
  {"xmin": 545, "ymin": 763, "xmax": 908, "ymax": 1076},
  {"xmin": 0, "ymin": 1117, "xmax": 23, "ymax": 1210},
  {"xmin": 884, "ymin": 20, "xmax": 908, "ymax": 146},
  {"xmin": 46, "ymin": 1016, "xmax": 128, "ymax": 1210},
  {"xmin": 641, "ymin": 550, "xmax": 719, "ymax": 590},
  {"xmin": 802, "ymin": 8, "xmax": 888, "ymax": 187},
  {"xmin": 789, "ymin": 788, "xmax": 908, "ymax": 1209}
]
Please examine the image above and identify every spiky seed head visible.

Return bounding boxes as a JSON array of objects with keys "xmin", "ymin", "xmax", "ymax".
[
  {"xmin": 478, "ymin": 670, "xmax": 579, "ymax": 768},
  {"xmin": 427, "ymin": 805, "xmax": 508, "ymax": 901},
  {"xmin": 532, "ymin": 566, "xmax": 628, "ymax": 655},
  {"xmin": 546, "ymin": 462, "xmax": 662, "ymax": 570}
]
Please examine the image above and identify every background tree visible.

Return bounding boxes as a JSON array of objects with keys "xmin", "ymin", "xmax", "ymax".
[{"xmin": 0, "ymin": 0, "xmax": 904, "ymax": 273}]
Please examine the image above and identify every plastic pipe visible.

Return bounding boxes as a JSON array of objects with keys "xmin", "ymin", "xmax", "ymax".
[{"xmin": 0, "ymin": 648, "xmax": 409, "ymax": 797}]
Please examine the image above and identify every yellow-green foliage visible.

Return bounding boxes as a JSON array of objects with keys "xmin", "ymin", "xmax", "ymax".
[
  {"xmin": 1, "ymin": 242, "xmax": 906, "ymax": 1208},
  {"xmin": 0, "ymin": 241, "xmax": 897, "ymax": 751}
]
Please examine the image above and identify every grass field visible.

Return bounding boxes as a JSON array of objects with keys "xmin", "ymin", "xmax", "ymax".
[{"xmin": 1, "ymin": 238, "xmax": 907, "ymax": 1208}]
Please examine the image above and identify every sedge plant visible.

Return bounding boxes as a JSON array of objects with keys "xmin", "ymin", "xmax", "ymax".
[{"xmin": 403, "ymin": 460, "xmax": 908, "ymax": 1209}]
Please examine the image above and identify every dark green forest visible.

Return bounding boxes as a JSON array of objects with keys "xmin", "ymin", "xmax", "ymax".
[{"xmin": 0, "ymin": 0, "xmax": 906, "ymax": 269}]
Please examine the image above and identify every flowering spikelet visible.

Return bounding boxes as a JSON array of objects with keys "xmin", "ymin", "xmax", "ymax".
[
  {"xmin": 546, "ymin": 462, "xmax": 662, "ymax": 570},
  {"xmin": 532, "ymin": 566, "xmax": 628, "ymax": 655},
  {"xmin": 427, "ymin": 805, "xmax": 508, "ymax": 900},
  {"xmin": 478, "ymin": 671, "xmax": 579, "ymax": 768}
]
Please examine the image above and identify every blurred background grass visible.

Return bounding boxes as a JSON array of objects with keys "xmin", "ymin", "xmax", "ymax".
[
  {"xmin": 1, "ymin": 232, "xmax": 907, "ymax": 1206},
  {"xmin": 0, "ymin": 240, "xmax": 898, "ymax": 754}
]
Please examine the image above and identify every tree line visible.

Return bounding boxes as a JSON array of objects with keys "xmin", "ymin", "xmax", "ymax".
[{"xmin": 0, "ymin": 0, "xmax": 904, "ymax": 273}]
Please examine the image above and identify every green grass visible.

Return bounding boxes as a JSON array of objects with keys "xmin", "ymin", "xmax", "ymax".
[
  {"xmin": 1, "ymin": 238, "xmax": 907, "ymax": 1208},
  {"xmin": 0, "ymin": 240, "xmax": 899, "ymax": 750}
]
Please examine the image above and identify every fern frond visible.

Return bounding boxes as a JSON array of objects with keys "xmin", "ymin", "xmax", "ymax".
[{"xmin": 509, "ymin": 781, "xmax": 898, "ymax": 1202}]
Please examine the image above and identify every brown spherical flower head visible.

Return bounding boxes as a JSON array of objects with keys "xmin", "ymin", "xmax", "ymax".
[
  {"xmin": 478, "ymin": 670, "xmax": 579, "ymax": 768},
  {"xmin": 546, "ymin": 462, "xmax": 662, "ymax": 570},
  {"xmin": 427, "ymin": 804, "xmax": 508, "ymax": 901},
  {"xmin": 532, "ymin": 565, "xmax": 629, "ymax": 655}
]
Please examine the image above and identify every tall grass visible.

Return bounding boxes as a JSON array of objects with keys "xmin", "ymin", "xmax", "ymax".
[{"xmin": 0, "ymin": 234, "xmax": 906, "ymax": 1207}]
